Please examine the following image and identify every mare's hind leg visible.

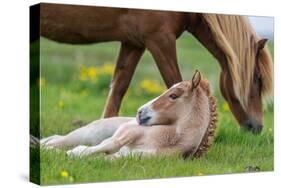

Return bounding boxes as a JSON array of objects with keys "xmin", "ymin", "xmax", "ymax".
[
  {"xmin": 146, "ymin": 33, "xmax": 182, "ymax": 88},
  {"xmin": 102, "ymin": 43, "xmax": 144, "ymax": 118}
]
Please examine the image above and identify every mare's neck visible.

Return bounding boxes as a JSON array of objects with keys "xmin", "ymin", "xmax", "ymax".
[{"xmin": 185, "ymin": 14, "xmax": 228, "ymax": 70}]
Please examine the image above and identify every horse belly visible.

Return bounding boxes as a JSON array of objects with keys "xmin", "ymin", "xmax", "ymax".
[
  {"xmin": 40, "ymin": 4, "xmax": 126, "ymax": 44},
  {"xmin": 118, "ymin": 10, "xmax": 186, "ymax": 46}
]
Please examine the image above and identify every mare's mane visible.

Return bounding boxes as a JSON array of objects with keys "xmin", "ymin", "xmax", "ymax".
[{"xmin": 202, "ymin": 14, "xmax": 273, "ymax": 108}]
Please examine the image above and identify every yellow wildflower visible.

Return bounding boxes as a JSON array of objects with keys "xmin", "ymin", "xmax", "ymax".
[
  {"xmin": 97, "ymin": 63, "xmax": 115, "ymax": 75},
  {"xmin": 60, "ymin": 170, "xmax": 69, "ymax": 178},
  {"xmin": 223, "ymin": 102, "xmax": 230, "ymax": 112},
  {"xmin": 268, "ymin": 128, "xmax": 273, "ymax": 132},
  {"xmin": 79, "ymin": 63, "xmax": 114, "ymax": 83},
  {"xmin": 79, "ymin": 66, "xmax": 98, "ymax": 82},
  {"xmin": 58, "ymin": 100, "xmax": 64, "ymax": 108},
  {"xmin": 197, "ymin": 172, "xmax": 204, "ymax": 176},
  {"xmin": 79, "ymin": 67, "xmax": 88, "ymax": 81},
  {"xmin": 87, "ymin": 67, "xmax": 97, "ymax": 79},
  {"xmin": 140, "ymin": 79, "xmax": 164, "ymax": 94}
]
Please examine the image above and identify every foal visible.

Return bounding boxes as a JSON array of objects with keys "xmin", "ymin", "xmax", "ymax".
[{"xmin": 41, "ymin": 71, "xmax": 217, "ymax": 158}]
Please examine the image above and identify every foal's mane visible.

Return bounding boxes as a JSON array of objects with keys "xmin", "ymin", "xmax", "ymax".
[
  {"xmin": 202, "ymin": 14, "xmax": 273, "ymax": 108},
  {"xmin": 193, "ymin": 95, "xmax": 217, "ymax": 158},
  {"xmin": 182, "ymin": 80, "xmax": 218, "ymax": 159}
]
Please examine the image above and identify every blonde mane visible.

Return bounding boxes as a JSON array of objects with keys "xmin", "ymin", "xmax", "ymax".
[
  {"xmin": 182, "ymin": 79, "xmax": 218, "ymax": 159},
  {"xmin": 202, "ymin": 14, "xmax": 273, "ymax": 108},
  {"xmin": 193, "ymin": 95, "xmax": 217, "ymax": 158}
]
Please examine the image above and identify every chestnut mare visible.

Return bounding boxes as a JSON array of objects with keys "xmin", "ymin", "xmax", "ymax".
[
  {"xmin": 41, "ymin": 71, "xmax": 217, "ymax": 159},
  {"xmin": 37, "ymin": 3, "xmax": 273, "ymax": 133}
]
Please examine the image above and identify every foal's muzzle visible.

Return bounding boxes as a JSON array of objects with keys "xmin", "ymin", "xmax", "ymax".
[{"xmin": 137, "ymin": 108, "xmax": 152, "ymax": 126}]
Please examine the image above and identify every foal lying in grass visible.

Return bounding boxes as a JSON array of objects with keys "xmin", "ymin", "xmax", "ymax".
[{"xmin": 41, "ymin": 71, "xmax": 217, "ymax": 159}]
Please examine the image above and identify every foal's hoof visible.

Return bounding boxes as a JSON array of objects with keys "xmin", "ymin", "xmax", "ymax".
[{"xmin": 67, "ymin": 146, "xmax": 88, "ymax": 157}]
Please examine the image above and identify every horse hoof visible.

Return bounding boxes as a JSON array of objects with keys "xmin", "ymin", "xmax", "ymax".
[{"xmin": 67, "ymin": 146, "xmax": 88, "ymax": 157}]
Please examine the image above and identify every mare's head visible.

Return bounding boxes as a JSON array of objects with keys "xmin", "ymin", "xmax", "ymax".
[
  {"xmin": 197, "ymin": 15, "xmax": 273, "ymax": 134},
  {"xmin": 136, "ymin": 71, "xmax": 210, "ymax": 126},
  {"xmin": 220, "ymin": 38, "xmax": 273, "ymax": 134}
]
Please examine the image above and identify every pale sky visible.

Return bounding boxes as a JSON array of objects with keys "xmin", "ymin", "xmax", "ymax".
[{"xmin": 248, "ymin": 16, "xmax": 274, "ymax": 39}]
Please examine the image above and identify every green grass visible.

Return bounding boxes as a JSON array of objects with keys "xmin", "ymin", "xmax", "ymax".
[{"xmin": 31, "ymin": 35, "xmax": 274, "ymax": 185}]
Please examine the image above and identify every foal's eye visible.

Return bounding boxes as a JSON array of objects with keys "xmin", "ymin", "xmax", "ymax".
[{"xmin": 169, "ymin": 94, "xmax": 178, "ymax": 100}]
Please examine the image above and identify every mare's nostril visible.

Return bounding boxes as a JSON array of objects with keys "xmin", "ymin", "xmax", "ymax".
[
  {"xmin": 241, "ymin": 118, "xmax": 263, "ymax": 134},
  {"xmin": 253, "ymin": 124, "xmax": 263, "ymax": 134}
]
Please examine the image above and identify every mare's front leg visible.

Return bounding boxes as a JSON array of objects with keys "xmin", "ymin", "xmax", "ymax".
[
  {"xmin": 102, "ymin": 43, "xmax": 144, "ymax": 118},
  {"xmin": 146, "ymin": 33, "xmax": 182, "ymax": 88},
  {"xmin": 67, "ymin": 120, "xmax": 141, "ymax": 157}
]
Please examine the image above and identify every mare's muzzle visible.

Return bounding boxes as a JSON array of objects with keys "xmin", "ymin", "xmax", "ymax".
[{"xmin": 241, "ymin": 117, "xmax": 263, "ymax": 134}]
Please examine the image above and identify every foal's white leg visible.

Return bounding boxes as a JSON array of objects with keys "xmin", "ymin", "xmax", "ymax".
[
  {"xmin": 66, "ymin": 137, "xmax": 122, "ymax": 157},
  {"xmin": 40, "ymin": 135, "xmax": 62, "ymax": 145},
  {"xmin": 40, "ymin": 128, "xmax": 91, "ymax": 149},
  {"xmin": 67, "ymin": 120, "xmax": 141, "ymax": 157},
  {"xmin": 42, "ymin": 136, "xmax": 74, "ymax": 149},
  {"xmin": 41, "ymin": 117, "xmax": 133, "ymax": 149}
]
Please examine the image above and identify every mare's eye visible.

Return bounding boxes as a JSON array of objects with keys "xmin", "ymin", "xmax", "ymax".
[{"xmin": 169, "ymin": 94, "xmax": 178, "ymax": 100}]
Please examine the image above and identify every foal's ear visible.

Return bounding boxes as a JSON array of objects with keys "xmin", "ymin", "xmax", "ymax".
[{"xmin": 191, "ymin": 70, "xmax": 201, "ymax": 91}]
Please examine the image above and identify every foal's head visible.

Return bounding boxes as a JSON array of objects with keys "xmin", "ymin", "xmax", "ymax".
[{"xmin": 137, "ymin": 71, "xmax": 209, "ymax": 126}]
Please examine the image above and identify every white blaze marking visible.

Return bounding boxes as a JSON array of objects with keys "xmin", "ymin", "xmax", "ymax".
[{"xmin": 171, "ymin": 83, "xmax": 181, "ymax": 88}]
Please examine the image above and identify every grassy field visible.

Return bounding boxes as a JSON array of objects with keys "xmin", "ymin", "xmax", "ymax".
[{"xmin": 31, "ymin": 35, "xmax": 274, "ymax": 185}]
